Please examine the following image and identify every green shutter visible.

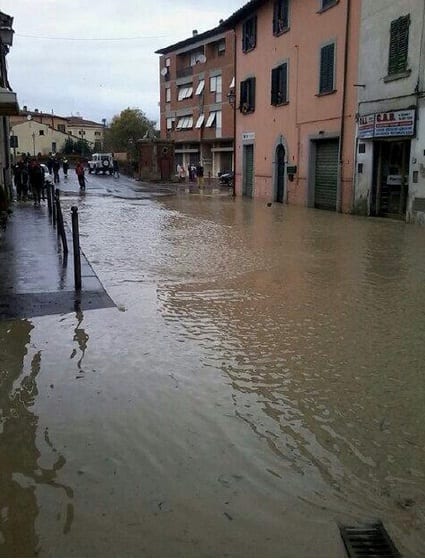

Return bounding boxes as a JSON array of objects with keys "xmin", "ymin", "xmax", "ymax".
[
  {"xmin": 388, "ymin": 15, "xmax": 410, "ymax": 75},
  {"xmin": 320, "ymin": 43, "xmax": 335, "ymax": 93},
  {"xmin": 271, "ymin": 68, "xmax": 279, "ymax": 104},
  {"xmin": 281, "ymin": 63, "xmax": 287, "ymax": 103}
]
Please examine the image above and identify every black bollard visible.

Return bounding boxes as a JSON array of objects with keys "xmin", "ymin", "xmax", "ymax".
[
  {"xmin": 71, "ymin": 206, "xmax": 82, "ymax": 291},
  {"xmin": 55, "ymin": 189, "xmax": 68, "ymax": 254},
  {"xmin": 51, "ymin": 184, "xmax": 56, "ymax": 226},
  {"xmin": 47, "ymin": 183, "xmax": 52, "ymax": 216}
]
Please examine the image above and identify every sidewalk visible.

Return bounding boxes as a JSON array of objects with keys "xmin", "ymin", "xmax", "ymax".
[{"xmin": 0, "ymin": 202, "xmax": 115, "ymax": 320}]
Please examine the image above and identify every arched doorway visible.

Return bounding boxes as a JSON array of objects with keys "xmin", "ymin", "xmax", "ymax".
[{"xmin": 275, "ymin": 144, "xmax": 285, "ymax": 203}]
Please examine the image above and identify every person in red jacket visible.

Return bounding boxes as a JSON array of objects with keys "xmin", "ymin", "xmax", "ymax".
[{"xmin": 75, "ymin": 160, "xmax": 86, "ymax": 191}]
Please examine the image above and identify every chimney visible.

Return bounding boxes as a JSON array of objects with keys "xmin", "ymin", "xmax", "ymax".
[
  {"xmin": 34, "ymin": 108, "xmax": 39, "ymax": 113},
  {"xmin": 23, "ymin": 105, "xmax": 27, "ymax": 111},
  {"xmin": 192, "ymin": 29, "xmax": 198, "ymax": 36}
]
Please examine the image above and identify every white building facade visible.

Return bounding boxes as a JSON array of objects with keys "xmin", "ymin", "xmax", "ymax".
[{"xmin": 354, "ymin": 0, "xmax": 425, "ymax": 223}]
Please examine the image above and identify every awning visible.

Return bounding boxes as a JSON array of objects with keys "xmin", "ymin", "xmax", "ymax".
[{"xmin": 0, "ymin": 87, "xmax": 19, "ymax": 115}]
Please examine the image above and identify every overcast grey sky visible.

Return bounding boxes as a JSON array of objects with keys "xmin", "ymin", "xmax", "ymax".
[{"xmin": 2, "ymin": 0, "xmax": 244, "ymax": 125}]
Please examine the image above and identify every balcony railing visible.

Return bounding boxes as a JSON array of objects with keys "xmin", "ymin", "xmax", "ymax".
[{"xmin": 176, "ymin": 66, "xmax": 193, "ymax": 79}]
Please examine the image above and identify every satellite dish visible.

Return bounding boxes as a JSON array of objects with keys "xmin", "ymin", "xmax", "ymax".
[
  {"xmin": 160, "ymin": 67, "xmax": 168, "ymax": 76},
  {"xmin": 198, "ymin": 54, "xmax": 206, "ymax": 63},
  {"xmin": 27, "ymin": 114, "xmax": 32, "ymax": 120}
]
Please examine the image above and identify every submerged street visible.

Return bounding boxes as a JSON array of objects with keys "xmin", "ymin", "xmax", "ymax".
[{"xmin": 1, "ymin": 172, "xmax": 424, "ymax": 556}]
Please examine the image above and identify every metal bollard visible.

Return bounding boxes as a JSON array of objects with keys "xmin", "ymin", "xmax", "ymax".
[
  {"xmin": 55, "ymin": 189, "xmax": 68, "ymax": 254},
  {"xmin": 71, "ymin": 206, "xmax": 82, "ymax": 291},
  {"xmin": 47, "ymin": 183, "xmax": 52, "ymax": 216},
  {"xmin": 51, "ymin": 184, "xmax": 56, "ymax": 226}
]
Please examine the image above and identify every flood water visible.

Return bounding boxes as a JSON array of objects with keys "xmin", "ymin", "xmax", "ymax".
[{"xmin": 1, "ymin": 193, "xmax": 424, "ymax": 557}]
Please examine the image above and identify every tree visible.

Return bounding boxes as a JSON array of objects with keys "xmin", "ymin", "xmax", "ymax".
[{"xmin": 104, "ymin": 108, "xmax": 157, "ymax": 153}]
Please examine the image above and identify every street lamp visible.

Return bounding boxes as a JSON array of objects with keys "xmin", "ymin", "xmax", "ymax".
[
  {"xmin": 78, "ymin": 129, "xmax": 86, "ymax": 157},
  {"xmin": 32, "ymin": 132, "xmax": 36, "ymax": 156}
]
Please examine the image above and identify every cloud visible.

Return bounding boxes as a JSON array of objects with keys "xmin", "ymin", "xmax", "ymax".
[{"xmin": 2, "ymin": 0, "xmax": 242, "ymax": 124}]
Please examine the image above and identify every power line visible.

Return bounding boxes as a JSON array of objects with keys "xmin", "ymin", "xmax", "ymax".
[{"xmin": 15, "ymin": 33, "xmax": 168, "ymax": 41}]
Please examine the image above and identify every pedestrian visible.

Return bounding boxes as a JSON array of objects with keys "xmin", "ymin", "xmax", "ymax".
[
  {"xmin": 113, "ymin": 158, "xmax": 120, "ymax": 178},
  {"xmin": 13, "ymin": 161, "xmax": 28, "ymax": 201},
  {"xmin": 47, "ymin": 153, "xmax": 54, "ymax": 175},
  {"xmin": 196, "ymin": 162, "xmax": 204, "ymax": 187},
  {"xmin": 52, "ymin": 156, "xmax": 61, "ymax": 184},
  {"xmin": 62, "ymin": 158, "xmax": 69, "ymax": 179},
  {"xmin": 28, "ymin": 159, "xmax": 44, "ymax": 206},
  {"xmin": 179, "ymin": 164, "xmax": 186, "ymax": 182},
  {"xmin": 75, "ymin": 160, "xmax": 86, "ymax": 191},
  {"xmin": 188, "ymin": 164, "xmax": 194, "ymax": 182}
]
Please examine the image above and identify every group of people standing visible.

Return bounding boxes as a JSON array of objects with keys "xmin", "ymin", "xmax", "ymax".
[
  {"xmin": 46, "ymin": 153, "xmax": 69, "ymax": 184},
  {"xmin": 12, "ymin": 156, "xmax": 45, "ymax": 206},
  {"xmin": 177, "ymin": 162, "xmax": 204, "ymax": 186}
]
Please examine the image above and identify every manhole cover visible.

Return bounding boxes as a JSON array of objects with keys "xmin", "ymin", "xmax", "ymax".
[{"xmin": 339, "ymin": 521, "xmax": 401, "ymax": 557}]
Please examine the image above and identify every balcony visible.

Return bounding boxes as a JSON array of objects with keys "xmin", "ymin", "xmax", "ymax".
[
  {"xmin": 176, "ymin": 66, "xmax": 193, "ymax": 79},
  {"xmin": 0, "ymin": 87, "xmax": 19, "ymax": 115}
]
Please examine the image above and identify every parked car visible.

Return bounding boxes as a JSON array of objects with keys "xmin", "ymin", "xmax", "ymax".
[
  {"xmin": 218, "ymin": 170, "xmax": 234, "ymax": 186},
  {"xmin": 88, "ymin": 153, "xmax": 114, "ymax": 175}
]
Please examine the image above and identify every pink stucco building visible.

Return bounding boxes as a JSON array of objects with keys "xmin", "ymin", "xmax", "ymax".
[{"xmin": 225, "ymin": 0, "xmax": 360, "ymax": 212}]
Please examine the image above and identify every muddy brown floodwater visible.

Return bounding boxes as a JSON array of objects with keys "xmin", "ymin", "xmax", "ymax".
[{"xmin": 1, "ymin": 193, "xmax": 424, "ymax": 557}]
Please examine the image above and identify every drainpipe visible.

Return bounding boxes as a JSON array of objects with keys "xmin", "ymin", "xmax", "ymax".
[
  {"xmin": 232, "ymin": 28, "xmax": 237, "ymax": 197},
  {"xmin": 338, "ymin": 0, "xmax": 351, "ymax": 213}
]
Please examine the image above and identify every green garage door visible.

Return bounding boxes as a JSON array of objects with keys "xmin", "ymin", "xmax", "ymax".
[
  {"xmin": 315, "ymin": 139, "xmax": 339, "ymax": 210},
  {"xmin": 243, "ymin": 144, "xmax": 254, "ymax": 198}
]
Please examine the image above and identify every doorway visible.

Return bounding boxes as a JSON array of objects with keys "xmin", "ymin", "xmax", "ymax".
[
  {"xmin": 243, "ymin": 144, "xmax": 254, "ymax": 198},
  {"xmin": 371, "ymin": 140, "xmax": 410, "ymax": 219},
  {"xmin": 275, "ymin": 144, "xmax": 285, "ymax": 203}
]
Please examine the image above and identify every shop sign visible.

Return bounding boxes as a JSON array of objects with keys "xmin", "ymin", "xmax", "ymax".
[
  {"xmin": 358, "ymin": 114, "xmax": 375, "ymax": 138},
  {"xmin": 358, "ymin": 109, "xmax": 415, "ymax": 139}
]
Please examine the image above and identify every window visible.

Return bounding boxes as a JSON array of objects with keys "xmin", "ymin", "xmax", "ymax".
[
  {"xmin": 166, "ymin": 117, "xmax": 175, "ymax": 130},
  {"xmin": 388, "ymin": 15, "xmax": 410, "ymax": 75},
  {"xmin": 210, "ymin": 75, "xmax": 222, "ymax": 102},
  {"xmin": 217, "ymin": 39, "xmax": 226, "ymax": 56},
  {"xmin": 95, "ymin": 131, "xmax": 101, "ymax": 136},
  {"xmin": 39, "ymin": 130, "xmax": 44, "ymax": 136},
  {"xmin": 165, "ymin": 58, "xmax": 170, "ymax": 67},
  {"xmin": 319, "ymin": 42, "xmax": 335, "ymax": 94},
  {"xmin": 178, "ymin": 85, "xmax": 193, "ymax": 101},
  {"xmin": 271, "ymin": 63, "xmax": 288, "ymax": 105},
  {"xmin": 240, "ymin": 77, "xmax": 256, "ymax": 113},
  {"xmin": 166, "ymin": 87, "xmax": 171, "ymax": 102},
  {"xmin": 195, "ymin": 79, "xmax": 205, "ymax": 95},
  {"xmin": 195, "ymin": 114, "xmax": 205, "ymax": 128},
  {"xmin": 320, "ymin": 0, "xmax": 337, "ymax": 9},
  {"xmin": 176, "ymin": 115, "xmax": 193, "ymax": 129},
  {"xmin": 205, "ymin": 110, "xmax": 222, "ymax": 128},
  {"xmin": 273, "ymin": 0, "xmax": 289, "ymax": 35},
  {"xmin": 58, "ymin": 124, "xmax": 66, "ymax": 132},
  {"xmin": 242, "ymin": 16, "xmax": 257, "ymax": 52},
  {"xmin": 190, "ymin": 50, "xmax": 205, "ymax": 66}
]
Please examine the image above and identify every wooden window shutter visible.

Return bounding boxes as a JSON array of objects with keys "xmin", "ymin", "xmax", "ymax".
[
  {"xmin": 388, "ymin": 15, "xmax": 410, "ymax": 75},
  {"xmin": 271, "ymin": 67, "xmax": 279, "ymax": 104},
  {"xmin": 319, "ymin": 43, "xmax": 335, "ymax": 93},
  {"xmin": 281, "ymin": 63, "xmax": 288, "ymax": 103}
]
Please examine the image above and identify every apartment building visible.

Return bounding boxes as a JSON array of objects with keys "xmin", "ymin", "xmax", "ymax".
[
  {"xmin": 354, "ymin": 0, "xmax": 425, "ymax": 223},
  {"xmin": 221, "ymin": 0, "xmax": 360, "ymax": 210},
  {"xmin": 156, "ymin": 26, "xmax": 236, "ymax": 178}
]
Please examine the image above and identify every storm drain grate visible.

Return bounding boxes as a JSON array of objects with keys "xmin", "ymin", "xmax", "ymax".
[{"xmin": 339, "ymin": 521, "xmax": 401, "ymax": 557}]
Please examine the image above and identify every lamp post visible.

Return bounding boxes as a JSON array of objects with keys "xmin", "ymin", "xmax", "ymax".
[
  {"xmin": 78, "ymin": 129, "xmax": 86, "ymax": 157},
  {"xmin": 31, "ymin": 132, "xmax": 36, "ymax": 156},
  {"xmin": 227, "ymin": 88, "xmax": 237, "ymax": 197}
]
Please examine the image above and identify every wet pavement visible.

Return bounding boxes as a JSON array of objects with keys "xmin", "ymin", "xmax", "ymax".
[{"xmin": 0, "ymin": 172, "xmax": 424, "ymax": 556}]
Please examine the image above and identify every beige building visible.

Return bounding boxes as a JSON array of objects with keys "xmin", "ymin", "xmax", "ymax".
[
  {"xmin": 10, "ymin": 109, "xmax": 105, "ymax": 158},
  {"xmin": 9, "ymin": 119, "xmax": 79, "ymax": 159}
]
